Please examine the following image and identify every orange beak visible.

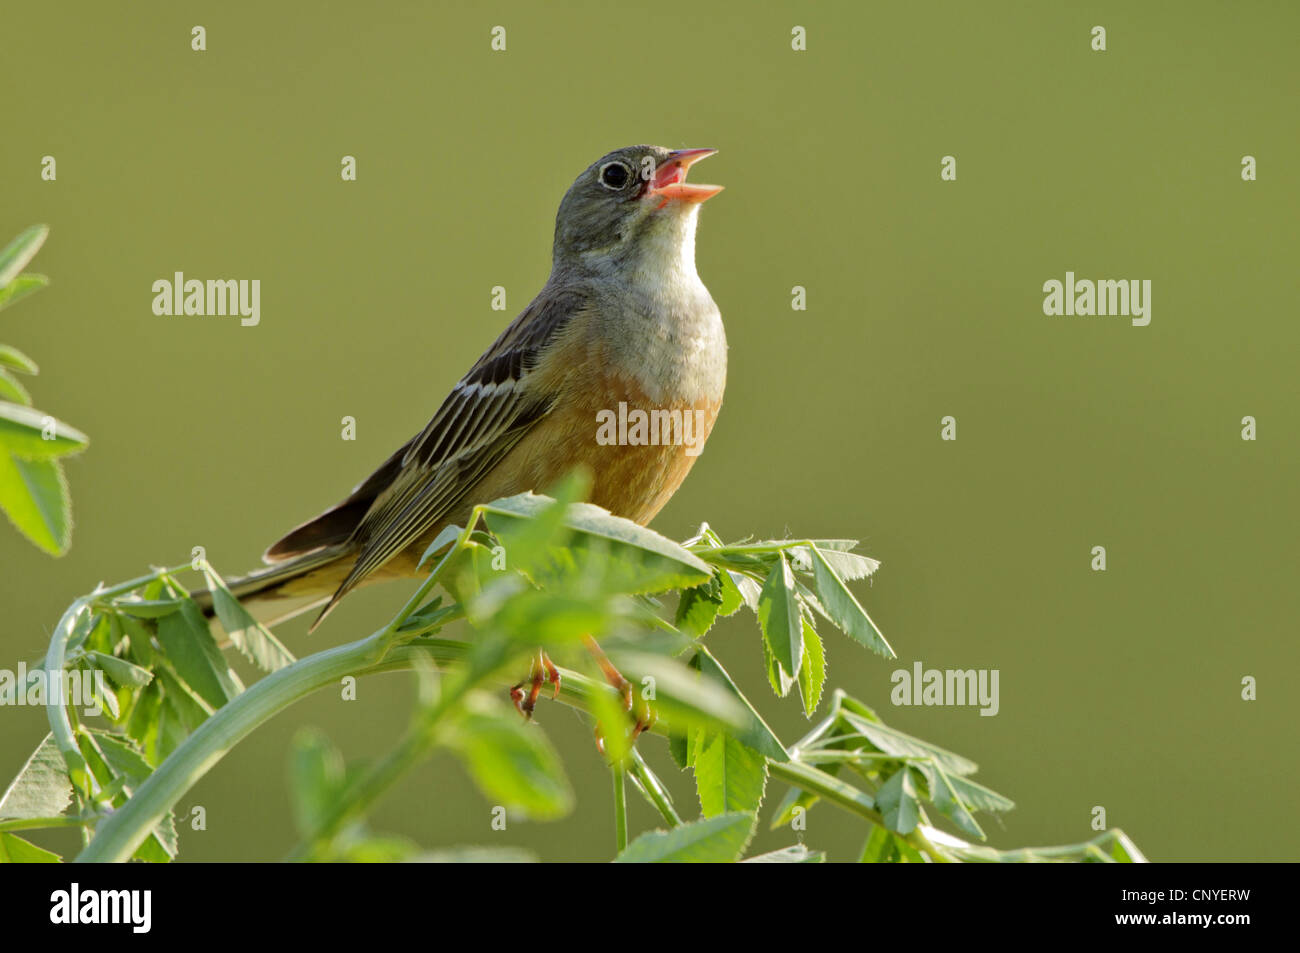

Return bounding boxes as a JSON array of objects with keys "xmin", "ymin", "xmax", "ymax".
[{"xmin": 645, "ymin": 148, "xmax": 723, "ymax": 206}]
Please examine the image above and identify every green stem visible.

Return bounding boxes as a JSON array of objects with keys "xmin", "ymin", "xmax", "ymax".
[
  {"xmin": 0, "ymin": 815, "xmax": 94, "ymax": 833},
  {"xmin": 73, "ymin": 635, "xmax": 631, "ymax": 863},
  {"xmin": 612, "ymin": 765, "xmax": 628, "ymax": 853},
  {"xmin": 628, "ymin": 750, "xmax": 680, "ymax": 827},
  {"xmin": 76, "ymin": 629, "xmax": 390, "ymax": 862}
]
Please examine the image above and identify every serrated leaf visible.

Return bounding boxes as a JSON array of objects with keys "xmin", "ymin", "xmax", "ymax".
[
  {"xmin": 877, "ymin": 767, "xmax": 920, "ymax": 834},
  {"xmin": 815, "ymin": 546, "xmax": 880, "ymax": 581},
  {"xmin": 693, "ymin": 646, "xmax": 788, "ymax": 762},
  {"xmin": 796, "ymin": 618, "xmax": 825, "ymax": 717},
  {"xmin": 675, "ymin": 575, "xmax": 723, "ymax": 637},
  {"xmin": 481, "ymin": 492, "xmax": 711, "ymax": 595},
  {"xmin": 693, "ymin": 733, "xmax": 767, "ymax": 818},
  {"xmin": 155, "ymin": 601, "xmax": 241, "ymax": 709},
  {"xmin": 0, "ymin": 734, "xmax": 72, "ymax": 819},
  {"xmin": 919, "ymin": 763, "xmax": 985, "ymax": 839},
  {"xmin": 809, "ymin": 545, "xmax": 894, "ymax": 658},
  {"xmin": 757, "ymin": 553, "xmax": 802, "ymax": 681},
  {"xmin": 202, "ymin": 565, "xmax": 295, "ymax": 672},
  {"xmin": 841, "ymin": 710, "xmax": 979, "ymax": 776},
  {"xmin": 85, "ymin": 730, "xmax": 154, "ymax": 787},
  {"xmin": 614, "ymin": 811, "xmax": 754, "ymax": 863},
  {"xmin": 85, "ymin": 651, "xmax": 153, "ymax": 689}
]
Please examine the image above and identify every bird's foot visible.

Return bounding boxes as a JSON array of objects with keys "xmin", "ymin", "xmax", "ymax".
[
  {"xmin": 510, "ymin": 649, "xmax": 561, "ymax": 719},
  {"xmin": 584, "ymin": 636, "xmax": 656, "ymax": 756}
]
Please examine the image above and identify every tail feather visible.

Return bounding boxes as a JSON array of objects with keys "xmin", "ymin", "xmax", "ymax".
[{"xmin": 194, "ymin": 546, "xmax": 352, "ymax": 629}]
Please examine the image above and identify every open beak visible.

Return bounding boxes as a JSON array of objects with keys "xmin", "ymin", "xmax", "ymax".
[{"xmin": 646, "ymin": 148, "xmax": 723, "ymax": 206}]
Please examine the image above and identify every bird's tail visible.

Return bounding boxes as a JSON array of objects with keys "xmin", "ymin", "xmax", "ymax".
[{"xmin": 192, "ymin": 546, "xmax": 352, "ymax": 630}]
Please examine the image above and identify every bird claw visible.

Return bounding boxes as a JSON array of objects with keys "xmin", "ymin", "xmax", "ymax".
[{"xmin": 510, "ymin": 650, "xmax": 560, "ymax": 720}]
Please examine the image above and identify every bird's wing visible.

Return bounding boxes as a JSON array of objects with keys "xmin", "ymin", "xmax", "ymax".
[{"xmin": 313, "ymin": 287, "xmax": 588, "ymax": 623}]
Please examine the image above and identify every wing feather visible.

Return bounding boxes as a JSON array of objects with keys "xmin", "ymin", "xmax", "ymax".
[{"xmin": 310, "ymin": 288, "xmax": 587, "ymax": 626}]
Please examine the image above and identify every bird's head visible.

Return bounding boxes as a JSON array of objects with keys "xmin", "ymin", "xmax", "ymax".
[{"xmin": 551, "ymin": 145, "xmax": 722, "ymax": 275}]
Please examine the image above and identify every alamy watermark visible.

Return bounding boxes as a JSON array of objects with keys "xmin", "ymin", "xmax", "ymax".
[
  {"xmin": 1042, "ymin": 271, "xmax": 1151, "ymax": 326},
  {"xmin": 891, "ymin": 661, "xmax": 999, "ymax": 716},
  {"xmin": 595, "ymin": 402, "xmax": 708, "ymax": 456},
  {"xmin": 0, "ymin": 663, "xmax": 109, "ymax": 717},
  {"xmin": 152, "ymin": 272, "xmax": 260, "ymax": 326}
]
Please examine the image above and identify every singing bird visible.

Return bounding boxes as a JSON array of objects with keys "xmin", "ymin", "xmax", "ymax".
[{"xmin": 202, "ymin": 145, "xmax": 727, "ymax": 654}]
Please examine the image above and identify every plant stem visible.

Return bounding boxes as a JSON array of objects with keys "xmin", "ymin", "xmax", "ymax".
[
  {"xmin": 628, "ymin": 750, "xmax": 681, "ymax": 827},
  {"xmin": 76, "ymin": 629, "xmax": 390, "ymax": 862},
  {"xmin": 612, "ymin": 765, "xmax": 628, "ymax": 853}
]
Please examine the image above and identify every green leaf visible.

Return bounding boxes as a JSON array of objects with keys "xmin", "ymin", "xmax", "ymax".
[
  {"xmin": 201, "ymin": 564, "xmax": 296, "ymax": 672},
  {"xmin": 859, "ymin": 824, "xmax": 925, "ymax": 863},
  {"xmin": 0, "ymin": 370, "xmax": 31, "ymax": 405},
  {"xmin": 0, "ymin": 734, "xmax": 72, "ymax": 819},
  {"xmin": 935, "ymin": 769, "xmax": 1015, "ymax": 814},
  {"xmin": 877, "ymin": 767, "xmax": 921, "ymax": 834},
  {"xmin": 449, "ymin": 697, "xmax": 573, "ymax": 819},
  {"xmin": 0, "ymin": 345, "xmax": 38, "ymax": 375},
  {"xmin": 116, "ymin": 597, "xmax": 185, "ymax": 619},
  {"xmin": 482, "ymin": 492, "xmax": 711, "ymax": 595},
  {"xmin": 796, "ymin": 618, "xmax": 825, "ymax": 717},
  {"xmin": 675, "ymin": 575, "xmax": 723, "ymax": 637},
  {"xmin": 0, "ymin": 833, "xmax": 61, "ymax": 862},
  {"xmin": 85, "ymin": 731, "xmax": 153, "ymax": 786},
  {"xmin": 809, "ymin": 545, "xmax": 894, "ymax": 658},
  {"xmin": 0, "ymin": 453, "xmax": 71, "ymax": 555},
  {"xmin": 840, "ymin": 710, "xmax": 978, "ymax": 776},
  {"xmin": 0, "ymin": 274, "xmax": 49, "ymax": 313},
  {"xmin": 693, "ymin": 733, "xmax": 767, "ymax": 818},
  {"xmin": 607, "ymin": 650, "xmax": 749, "ymax": 736},
  {"xmin": 693, "ymin": 646, "xmax": 789, "ymax": 762},
  {"xmin": 86, "ymin": 651, "xmax": 153, "ymax": 689},
  {"xmin": 716, "ymin": 569, "xmax": 746, "ymax": 616},
  {"xmin": 0, "ymin": 225, "xmax": 48, "ymax": 287},
  {"xmin": 0, "ymin": 402, "xmax": 88, "ymax": 459},
  {"xmin": 924, "ymin": 762, "xmax": 986, "ymax": 839},
  {"xmin": 813, "ymin": 545, "xmax": 880, "ymax": 581},
  {"xmin": 743, "ymin": 845, "xmax": 825, "ymax": 863},
  {"xmin": 155, "ymin": 602, "xmax": 242, "ymax": 709},
  {"xmin": 614, "ymin": 811, "xmax": 754, "ymax": 863},
  {"xmin": 756, "ymin": 553, "xmax": 802, "ymax": 681},
  {"xmin": 395, "ymin": 596, "xmax": 457, "ymax": 636},
  {"xmin": 668, "ymin": 732, "xmax": 690, "ymax": 770}
]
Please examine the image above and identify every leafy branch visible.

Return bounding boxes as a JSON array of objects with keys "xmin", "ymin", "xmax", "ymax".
[
  {"xmin": 0, "ymin": 225, "xmax": 88, "ymax": 556},
  {"xmin": 0, "ymin": 483, "xmax": 1145, "ymax": 863}
]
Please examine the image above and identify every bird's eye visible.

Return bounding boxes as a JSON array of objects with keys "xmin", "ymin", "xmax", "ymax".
[{"xmin": 599, "ymin": 161, "xmax": 631, "ymax": 190}]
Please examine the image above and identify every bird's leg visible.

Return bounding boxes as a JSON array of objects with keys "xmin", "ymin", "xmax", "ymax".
[
  {"xmin": 584, "ymin": 635, "xmax": 657, "ymax": 754},
  {"xmin": 510, "ymin": 648, "xmax": 561, "ymax": 719}
]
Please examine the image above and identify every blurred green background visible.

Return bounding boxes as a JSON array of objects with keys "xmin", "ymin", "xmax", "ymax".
[{"xmin": 3, "ymin": 1, "xmax": 1297, "ymax": 861}]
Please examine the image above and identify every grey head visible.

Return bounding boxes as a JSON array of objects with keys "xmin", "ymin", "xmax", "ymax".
[{"xmin": 550, "ymin": 145, "xmax": 722, "ymax": 278}]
